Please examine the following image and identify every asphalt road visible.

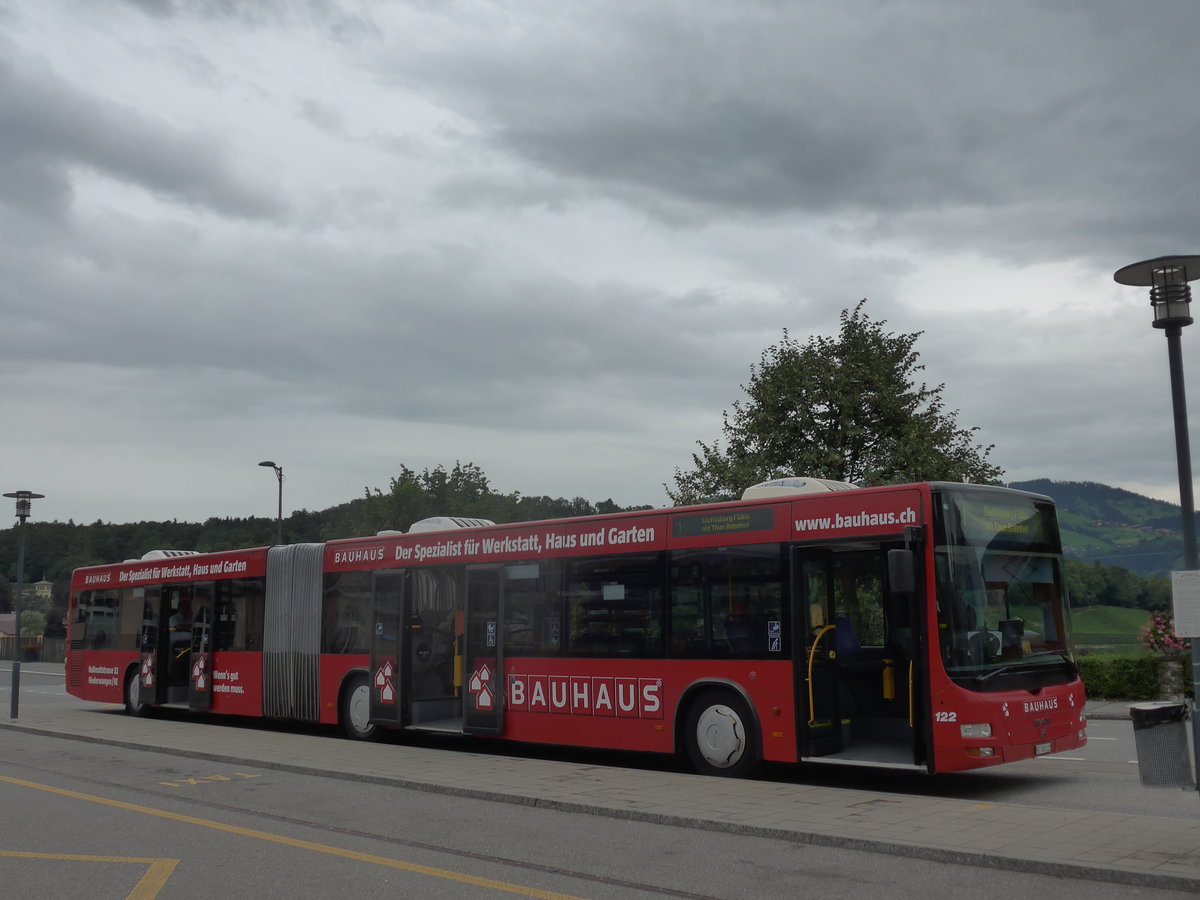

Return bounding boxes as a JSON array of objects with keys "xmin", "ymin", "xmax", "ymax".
[
  {"xmin": 2, "ymin": 727, "xmax": 1195, "ymax": 900},
  {"xmin": 2, "ymin": 664, "xmax": 1199, "ymax": 898}
]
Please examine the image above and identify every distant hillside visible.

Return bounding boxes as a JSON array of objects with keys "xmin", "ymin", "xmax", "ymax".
[{"xmin": 1010, "ymin": 479, "xmax": 1198, "ymax": 576}]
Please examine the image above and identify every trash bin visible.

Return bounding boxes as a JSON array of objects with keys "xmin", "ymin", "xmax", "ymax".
[{"xmin": 1130, "ymin": 701, "xmax": 1195, "ymax": 789}]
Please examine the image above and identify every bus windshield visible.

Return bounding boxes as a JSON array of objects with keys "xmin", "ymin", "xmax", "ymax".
[{"xmin": 933, "ymin": 488, "xmax": 1077, "ymax": 692}]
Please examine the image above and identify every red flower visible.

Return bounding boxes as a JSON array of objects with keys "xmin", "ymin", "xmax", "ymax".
[{"xmin": 1141, "ymin": 612, "xmax": 1191, "ymax": 654}]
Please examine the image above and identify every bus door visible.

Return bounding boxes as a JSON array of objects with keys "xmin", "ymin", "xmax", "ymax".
[
  {"xmin": 159, "ymin": 584, "xmax": 194, "ymax": 705},
  {"xmin": 370, "ymin": 570, "xmax": 407, "ymax": 727},
  {"xmin": 137, "ymin": 586, "xmax": 164, "ymax": 708},
  {"xmin": 462, "ymin": 566, "xmax": 503, "ymax": 734},
  {"xmin": 408, "ymin": 570, "xmax": 461, "ymax": 707},
  {"xmin": 795, "ymin": 549, "xmax": 844, "ymax": 757},
  {"xmin": 187, "ymin": 582, "xmax": 215, "ymax": 710},
  {"xmin": 794, "ymin": 544, "xmax": 924, "ymax": 768}
]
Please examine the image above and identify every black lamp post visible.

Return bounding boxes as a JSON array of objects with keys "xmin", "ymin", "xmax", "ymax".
[
  {"xmin": 258, "ymin": 461, "xmax": 284, "ymax": 545},
  {"xmin": 1114, "ymin": 254, "xmax": 1200, "ymax": 790},
  {"xmin": 4, "ymin": 490, "xmax": 44, "ymax": 720}
]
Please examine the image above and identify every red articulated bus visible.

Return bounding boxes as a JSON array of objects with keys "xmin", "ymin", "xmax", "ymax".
[{"xmin": 66, "ymin": 479, "xmax": 1087, "ymax": 776}]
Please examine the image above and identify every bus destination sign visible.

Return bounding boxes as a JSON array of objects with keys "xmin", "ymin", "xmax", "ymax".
[{"xmin": 671, "ymin": 507, "xmax": 775, "ymax": 539}]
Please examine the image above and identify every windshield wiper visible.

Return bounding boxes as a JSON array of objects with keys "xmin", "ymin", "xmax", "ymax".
[{"xmin": 975, "ymin": 651, "xmax": 1076, "ymax": 685}]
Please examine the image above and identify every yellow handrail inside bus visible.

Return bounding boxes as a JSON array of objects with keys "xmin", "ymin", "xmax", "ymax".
[{"xmin": 806, "ymin": 623, "xmax": 837, "ymax": 725}]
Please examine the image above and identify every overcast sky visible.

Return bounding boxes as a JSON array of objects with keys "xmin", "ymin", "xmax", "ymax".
[{"xmin": 4, "ymin": 0, "xmax": 1200, "ymax": 528}]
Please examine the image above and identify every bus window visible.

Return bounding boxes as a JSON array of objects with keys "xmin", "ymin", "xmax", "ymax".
[
  {"xmin": 323, "ymin": 572, "xmax": 371, "ymax": 654},
  {"xmin": 504, "ymin": 561, "xmax": 563, "ymax": 657},
  {"xmin": 76, "ymin": 589, "xmax": 120, "ymax": 650},
  {"xmin": 410, "ymin": 568, "xmax": 459, "ymax": 700},
  {"xmin": 670, "ymin": 545, "xmax": 786, "ymax": 658},
  {"xmin": 117, "ymin": 588, "xmax": 140, "ymax": 651},
  {"xmin": 934, "ymin": 489, "xmax": 1078, "ymax": 691},
  {"xmin": 242, "ymin": 579, "xmax": 265, "ymax": 651},
  {"xmin": 191, "ymin": 582, "xmax": 214, "ymax": 655},
  {"xmin": 566, "ymin": 553, "xmax": 664, "ymax": 658},
  {"xmin": 668, "ymin": 575, "xmax": 707, "ymax": 657},
  {"xmin": 832, "ymin": 550, "xmax": 885, "ymax": 652},
  {"xmin": 214, "ymin": 582, "xmax": 235, "ymax": 651},
  {"xmin": 411, "ymin": 569, "xmax": 457, "ymax": 638},
  {"xmin": 215, "ymin": 577, "xmax": 265, "ymax": 652}
]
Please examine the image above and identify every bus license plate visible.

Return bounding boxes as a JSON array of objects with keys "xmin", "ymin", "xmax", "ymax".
[{"xmin": 1035, "ymin": 741, "xmax": 1051, "ymax": 755}]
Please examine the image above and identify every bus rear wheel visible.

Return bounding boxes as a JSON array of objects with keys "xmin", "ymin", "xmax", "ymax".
[
  {"xmin": 340, "ymin": 675, "xmax": 378, "ymax": 741},
  {"xmin": 684, "ymin": 689, "xmax": 758, "ymax": 778}
]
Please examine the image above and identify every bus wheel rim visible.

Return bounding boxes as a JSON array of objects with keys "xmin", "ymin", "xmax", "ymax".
[
  {"xmin": 695, "ymin": 704, "xmax": 745, "ymax": 768},
  {"xmin": 349, "ymin": 683, "xmax": 371, "ymax": 734}
]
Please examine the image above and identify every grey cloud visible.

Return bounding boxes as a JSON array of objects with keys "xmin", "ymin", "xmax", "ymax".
[
  {"xmin": 120, "ymin": 0, "xmax": 381, "ymax": 42},
  {"xmin": 8, "ymin": 0, "xmax": 1199, "ymax": 524},
  {"xmin": 0, "ymin": 48, "xmax": 285, "ymax": 220},
  {"xmin": 381, "ymin": 2, "xmax": 1200, "ymax": 266},
  {"xmin": 1, "ymin": 208, "xmax": 770, "ymax": 438},
  {"xmin": 298, "ymin": 98, "xmax": 347, "ymax": 135}
]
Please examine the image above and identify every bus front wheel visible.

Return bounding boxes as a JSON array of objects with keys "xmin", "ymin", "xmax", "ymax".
[
  {"xmin": 124, "ymin": 667, "xmax": 151, "ymax": 718},
  {"xmin": 340, "ymin": 675, "xmax": 378, "ymax": 741},
  {"xmin": 684, "ymin": 689, "xmax": 759, "ymax": 778}
]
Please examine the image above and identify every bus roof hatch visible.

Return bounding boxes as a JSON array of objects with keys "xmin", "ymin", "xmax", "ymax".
[{"xmin": 741, "ymin": 477, "xmax": 859, "ymax": 500}]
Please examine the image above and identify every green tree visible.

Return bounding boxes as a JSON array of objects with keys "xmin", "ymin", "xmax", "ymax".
[
  {"xmin": 1064, "ymin": 559, "xmax": 1104, "ymax": 607},
  {"xmin": 1, "ymin": 462, "xmax": 648, "ymax": 591},
  {"xmin": 350, "ymin": 462, "xmax": 498, "ymax": 534},
  {"xmin": 669, "ymin": 300, "xmax": 1003, "ymax": 504},
  {"xmin": 19, "ymin": 609, "xmax": 45, "ymax": 648}
]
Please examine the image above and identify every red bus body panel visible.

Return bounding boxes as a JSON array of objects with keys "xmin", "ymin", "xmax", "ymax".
[
  {"xmin": 319, "ymin": 655, "xmax": 366, "ymax": 726},
  {"xmin": 68, "ymin": 548, "xmax": 269, "ymax": 593},
  {"xmin": 926, "ymin": 676, "xmax": 1087, "ymax": 773},
  {"xmin": 502, "ymin": 658, "xmax": 798, "ymax": 762},
  {"xmin": 71, "ymin": 649, "xmax": 130, "ymax": 704},
  {"xmin": 206, "ymin": 652, "xmax": 264, "ymax": 717}
]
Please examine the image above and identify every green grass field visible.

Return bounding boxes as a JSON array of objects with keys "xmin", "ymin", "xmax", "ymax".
[
  {"xmin": 997, "ymin": 604, "xmax": 1149, "ymax": 654},
  {"xmin": 1070, "ymin": 605, "xmax": 1150, "ymax": 654}
]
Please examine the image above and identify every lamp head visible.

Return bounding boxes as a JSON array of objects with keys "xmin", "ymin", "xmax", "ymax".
[
  {"xmin": 1114, "ymin": 255, "xmax": 1200, "ymax": 329},
  {"xmin": 3, "ymin": 491, "xmax": 45, "ymax": 521}
]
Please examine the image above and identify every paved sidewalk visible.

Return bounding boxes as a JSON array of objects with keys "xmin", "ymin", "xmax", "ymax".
[
  {"xmin": 2, "ymin": 699, "xmax": 1199, "ymax": 894},
  {"xmin": 1084, "ymin": 699, "xmax": 1136, "ymax": 720}
]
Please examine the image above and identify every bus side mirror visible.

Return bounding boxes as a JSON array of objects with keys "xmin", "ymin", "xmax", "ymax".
[{"xmin": 887, "ymin": 549, "xmax": 916, "ymax": 595}]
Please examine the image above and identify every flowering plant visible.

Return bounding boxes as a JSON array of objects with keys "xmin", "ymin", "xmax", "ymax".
[{"xmin": 1140, "ymin": 611, "xmax": 1191, "ymax": 655}]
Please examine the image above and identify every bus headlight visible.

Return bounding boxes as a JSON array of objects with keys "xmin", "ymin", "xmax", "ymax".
[{"xmin": 960, "ymin": 723, "xmax": 992, "ymax": 738}]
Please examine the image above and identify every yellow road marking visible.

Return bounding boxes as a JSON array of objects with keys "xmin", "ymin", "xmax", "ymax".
[
  {"xmin": 159, "ymin": 772, "xmax": 262, "ymax": 787},
  {"xmin": 0, "ymin": 775, "xmax": 584, "ymax": 900},
  {"xmin": 0, "ymin": 851, "xmax": 177, "ymax": 900}
]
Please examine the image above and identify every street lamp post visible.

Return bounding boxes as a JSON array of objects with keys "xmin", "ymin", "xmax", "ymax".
[
  {"xmin": 4, "ymin": 490, "xmax": 44, "ymax": 720},
  {"xmin": 258, "ymin": 461, "xmax": 284, "ymax": 545},
  {"xmin": 1115, "ymin": 254, "xmax": 1200, "ymax": 791}
]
